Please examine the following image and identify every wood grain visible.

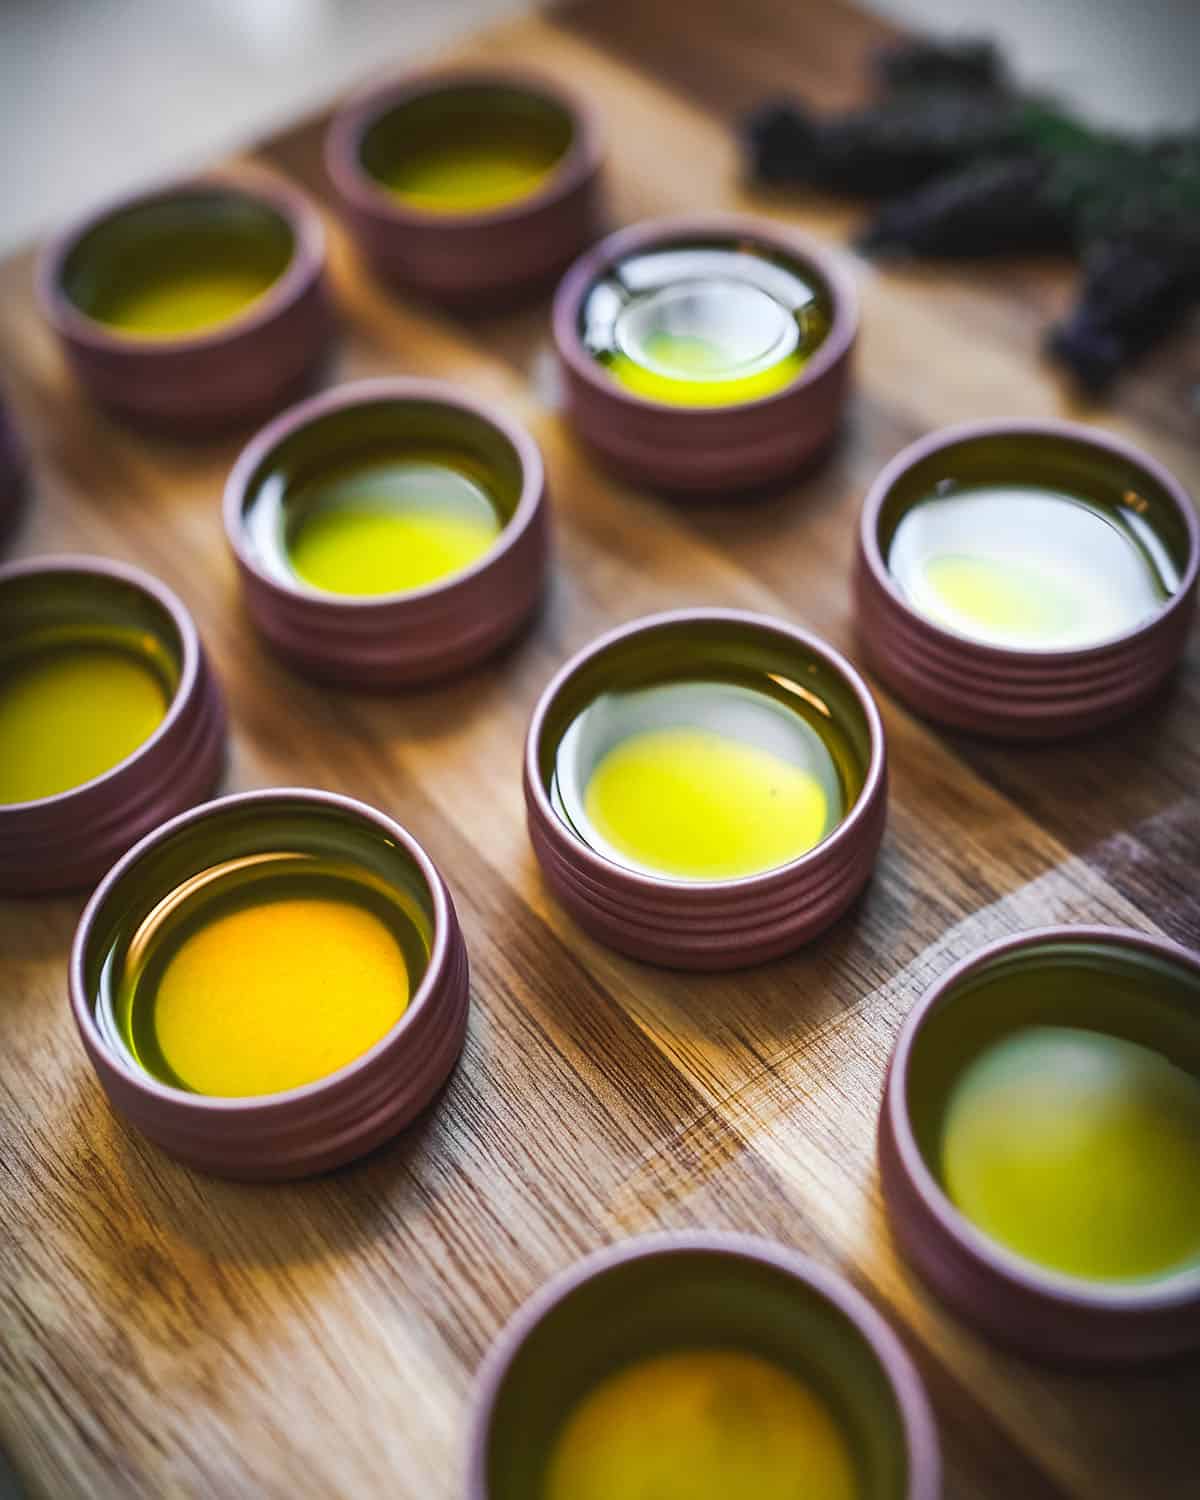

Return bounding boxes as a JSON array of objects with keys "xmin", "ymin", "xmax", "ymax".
[{"xmin": 2, "ymin": 2, "xmax": 1199, "ymax": 1496}]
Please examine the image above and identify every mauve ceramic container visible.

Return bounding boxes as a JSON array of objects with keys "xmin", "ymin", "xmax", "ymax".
[
  {"xmin": 325, "ymin": 67, "xmax": 603, "ymax": 307},
  {"xmin": 552, "ymin": 215, "xmax": 857, "ymax": 495},
  {"xmin": 880, "ymin": 926, "xmax": 1200, "ymax": 1365},
  {"xmin": 37, "ymin": 170, "xmax": 333, "ymax": 435},
  {"xmin": 0, "ymin": 393, "xmax": 28, "ymax": 548},
  {"xmin": 70, "ymin": 788, "xmax": 470, "ymax": 1180},
  {"xmin": 0, "ymin": 556, "xmax": 225, "ymax": 895},
  {"xmin": 524, "ymin": 609, "xmax": 887, "ymax": 969},
  {"xmin": 225, "ymin": 377, "xmax": 550, "ymax": 686},
  {"xmin": 467, "ymin": 1233, "xmax": 941, "ymax": 1500},
  {"xmin": 856, "ymin": 419, "xmax": 1199, "ymax": 740}
]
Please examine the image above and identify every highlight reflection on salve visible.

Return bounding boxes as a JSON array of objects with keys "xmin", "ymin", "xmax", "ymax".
[
  {"xmin": 941, "ymin": 1024, "xmax": 1200, "ymax": 1283},
  {"xmin": 99, "ymin": 851, "xmax": 429, "ymax": 1096},
  {"xmin": 544, "ymin": 1349, "xmax": 858, "ymax": 1500},
  {"xmin": 582, "ymin": 245, "xmax": 831, "ymax": 407},
  {"xmin": 0, "ymin": 632, "xmax": 173, "ymax": 803},
  {"xmin": 888, "ymin": 482, "xmax": 1178, "ymax": 650},
  {"xmin": 552, "ymin": 675, "xmax": 854, "ymax": 881}
]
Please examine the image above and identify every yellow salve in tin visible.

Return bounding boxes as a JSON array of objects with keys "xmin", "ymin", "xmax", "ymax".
[
  {"xmin": 0, "ymin": 636, "xmax": 172, "ymax": 803},
  {"xmin": 942, "ymin": 1025, "xmax": 1200, "ymax": 1283},
  {"xmin": 106, "ymin": 851, "xmax": 428, "ymax": 1096},
  {"xmin": 552, "ymin": 676, "xmax": 854, "ymax": 881},
  {"xmin": 582, "ymin": 246, "xmax": 830, "ymax": 408},
  {"xmin": 544, "ymin": 1349, "xmax": 858, "ymax": 1500},
  {"xmin": 285, "ymin": 454, "xmax": 502, "ymax": 596},
  {"xmin": 888, "ymin": 483, "xmax": 1177, "ymax": 650}
]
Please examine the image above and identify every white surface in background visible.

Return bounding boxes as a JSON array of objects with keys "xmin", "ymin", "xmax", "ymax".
[
  {"xmin": 2, "ymin": 0, "xmax": 1199, "ymax": 255},
  {"xmin": 0, "ymin": 0, "xmax": 538, "ymax": 253},
  {"xmin": 867, "ymin": 0, "xmax": 1200, "ymax": 132}
]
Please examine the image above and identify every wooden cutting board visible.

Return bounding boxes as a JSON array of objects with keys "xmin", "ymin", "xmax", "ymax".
[{"xmin": 1, "ymin": 1, "xmax": 1198, "ymax": 1495}]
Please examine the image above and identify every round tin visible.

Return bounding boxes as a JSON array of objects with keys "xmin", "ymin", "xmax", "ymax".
[
  {"xmin": 0, "ymin": 555, "xmax": 225, "ymax": 896},
  {"xmin": 552, "ymin": 215, "xmax": 857, "ymax": 495},
  {"xmin": 856, "ymin": 420, "xmax": 1199, "ymax": 740},
  {"xmin": 880, "ymin": 926, "xmax": 1200, "ymax": 1364},
  {"xmin": 37, "ymin": 170, "xmax": 333, "ymax": 435},
  {"xmin": 70, "ymin": 788, "xmax": 470, "ymax": 1179},
  {"xmin": 0, "ymin": 393, "xmax": 28, "ymax": 549},
  {"xmin": 524, "ymin": 609, "xmax": 887, "ymax": 969},
  {"xmin": 225, "ymin": 377, "xmax": 550, "ymax": 686},
  {"xmin": 467, "ymin": 1233, "xmax": 940, "ymax": 1500},
  {"xmin": 325, "ymin": 67, "xmax": 603, "ymax": 307}
]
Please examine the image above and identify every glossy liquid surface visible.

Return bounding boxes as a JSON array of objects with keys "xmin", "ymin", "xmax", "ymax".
[
  {"xmin": 552, "ymin": 676, "xmax": 852, "ymax": 881},
  {"xmin": 285, "ymin": 456, "xmax": 502, "ymax": 595},
  {"xmin": 888, "ymin": 483, "xmax": 1177, "ymax": 650},
  {"xmin": 582, "ymin": 246, "xmax": 830, "ymax": 407},
  {"xmin": 65, "ymin": 195, "xmax": 294, "ymax": 338},
  {"xmin": 942, "ymin": 1025, "xmax": 1200, "ymax": 1282},
  {"xmin": 246, "ymin": 447, "xmax": 505, "ymax": 598},
  {"xmin": 382, "ymin": 138, "xmax": 559, "ymax": 213},
  {"xmin": 0, "ymin": 636, "xmax": 171, "ymax": 803},
  {"xmin": 100, "ymin": 852, "xmax": 428, "ymax": 1096},
  {"xmin": 544, "ymin": 1349, "xmax": 858, "ymax": 1500}
]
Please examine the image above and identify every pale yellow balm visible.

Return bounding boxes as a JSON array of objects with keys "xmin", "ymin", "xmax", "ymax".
[
  {"xmin": 544, "ymin": 1349, "xmax": 859, "ymax": 1500},
  {"xmin": 148, "ymin": 893, "xmax": 411, "ymax": 1096},
  {"xmin": 584, "ymin": 724, "xmax": 835, "ymax": 880},
  {"xmin": 286, "ymin": 459, "xmax": 502, "ymax": 597},
  {"xmin": 942, "ymin": 1025, "xmax": 1200, "ymax": 1282},
  {"xmin": 888, "ymin": 484, "xmax": 1174, "ymax": 650},
  {"xmin": 382, "ymin": 136, "xmax": 562, "ymax": 214},
  {"xmin": 0, "ymin": 643, "xmax": 169, "ymax": 803}
]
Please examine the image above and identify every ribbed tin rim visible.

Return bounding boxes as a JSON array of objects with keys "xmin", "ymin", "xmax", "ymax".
[
  {"xmin": 524, "ymin": 608, "xmax": 885, "ymax": 898},
  {"xmin": 70, "ymin": 787, "xmax": 454, "ymax": 1116},
  {"xmin": 883, "ymin": 925, "xmax": 1200, "ymax": 1315},
  {"xmin": 464, "ymin": 1232, "xmax": 941, "ymax": 1500},
  {"xmin": 223, "ymin": 376, "xmax": 546, "ymax": 614},
  {"xmin": 858, "ymin": 418, "xmax": 1200, "ymax": 668},
  {"xmin": 552, "ymin": 214, "xmax": 858, "ymax": 418},
  {"xmin": 36, "ymin": 167, "xmax": 327, "ymax": 358},
  {"xmin": 325, "ymin": 65, "xmax": 603, "ymax": 233},
  {"xmin": 0, "ymin": 554, "xmax": 203, "ymax": 814}
]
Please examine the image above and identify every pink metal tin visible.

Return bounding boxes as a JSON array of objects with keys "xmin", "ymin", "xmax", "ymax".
[
  {"xmin": 467, "ymin": 1232, "xmax": 941, "ymax": 1500},
  {"xmin": 880, "ymin": 926, "xmax": 1200, "ymax": 1364},
  {"xmin": 36, "ymin": 169, "xmax": 333, "ymax": 435},
  {"xmin": 552, "ymin": 214, "xmax": 857, "ymax": 495},
  {"xmin": 855, "ymin": 419, "xmax": 1199, "ymax": 740},
  {"xmin": 325, "ymin": 66, "xmax": 604, "ymax": 307},
  {"xmin": 0, "ymin": 555, "xmax": 225, "ymax": 895},
  {"xmin": 524, "ymin": 609, "xmax": 887, "ymax": 969},
  {"xmin": 0, "ymin": 392, "xmax": 28, "ymax": 549},
  {"xmin": 224, "ymin": 377, "xmax": 550, "ymax": 687},
  {"xmin": 69, "ymin": 788, "xmax": 470, "ymax": 1180}
]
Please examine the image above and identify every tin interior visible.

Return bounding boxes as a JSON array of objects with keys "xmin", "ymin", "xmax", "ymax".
[
  {"xmin": 0, "ymin": 567, "xmax": 183, "ymax": 792},
  {"xmin": 81, "ymin": 795, "xmax": 439, "ymax": 1088},
  {"xmin": 484, "ymin": 1249, "xmax": 911, "ymax": 1498},
  {"xmin": 874, "ymin": 430, "xmax": 1193, "ymax": 582},
  {"xmin": 359, "ymin": 83, "xmax": 573, "ymax": 200},
  {"xmin": 60, "ymin": 190, "xmax": 295, "ymax": 332},
  {"xmin": 906, "ymin": 938, "xmax": 1200, "ymax": 1278},
  {"xmin": 579, "ymin": 236, "xmax": 834, "ymax": 404},
  {"xmin": 535, "ymin": 617, "xmax": 873, "ymax": 857},
  {"xmin": 237, "ymin": 397, "xmax": 525, "ymax": 592}
]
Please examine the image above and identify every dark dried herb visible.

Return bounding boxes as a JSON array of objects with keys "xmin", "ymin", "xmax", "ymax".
[
  {"xmin": 744, "ymin": 93, "xmax": 1025, "ymax": 196},
  {"xmin": 1047, "ymin": 236, "xmax": 1200, "ymax": 393},
  {"xmin": 741, "ymin": 38, "xmax": 1200, "ymax": 393},
  {"xmin": 870, "ymin": 37, "xmax": 1008, "ymax": 94}
]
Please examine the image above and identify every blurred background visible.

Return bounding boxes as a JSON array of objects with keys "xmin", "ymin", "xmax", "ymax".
[{"xmin": 3, "ymin": 0, "xmax": 1200, "ymax": 255}]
